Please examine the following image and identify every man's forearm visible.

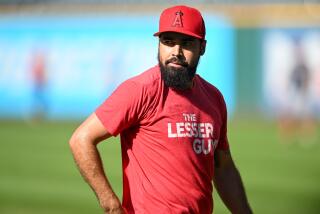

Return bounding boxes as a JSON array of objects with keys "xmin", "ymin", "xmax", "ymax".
[
  {"xmin": 214, "ymin": 164, "xmax": 252, "ymax": 214},
  {"xmin": 69, "ymin": 138, "xmax": 122, "ymax": 212}
]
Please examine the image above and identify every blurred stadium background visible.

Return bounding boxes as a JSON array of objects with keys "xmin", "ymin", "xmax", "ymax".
[{"xmin": 0, "ymin": 0, "xmax": 320, "ymax": 213}]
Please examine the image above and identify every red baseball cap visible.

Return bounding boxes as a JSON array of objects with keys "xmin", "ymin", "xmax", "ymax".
[{"xmin": 154, "ymin": 5, "xmax": 206, "ymax": 40}]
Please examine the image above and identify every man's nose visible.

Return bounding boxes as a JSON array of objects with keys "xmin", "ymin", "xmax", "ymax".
[{"xmin": 172, "ymin": 44, "xmax": 183, "ymax": 56}]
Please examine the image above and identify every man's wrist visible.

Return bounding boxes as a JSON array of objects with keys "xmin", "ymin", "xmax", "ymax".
[{"xmin": 99, "ymin": 192, "xmax": 121, "ymax": 209}]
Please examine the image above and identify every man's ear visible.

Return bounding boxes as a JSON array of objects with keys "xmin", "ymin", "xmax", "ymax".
[{"xmin": 200, "ymin": 40, "xmax": 207, "ymax": 56}]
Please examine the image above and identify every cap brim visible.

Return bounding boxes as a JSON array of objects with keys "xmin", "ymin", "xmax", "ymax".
[{"xmin": 153, "ymin": 30, "xmax": 203, "ymax": 39}]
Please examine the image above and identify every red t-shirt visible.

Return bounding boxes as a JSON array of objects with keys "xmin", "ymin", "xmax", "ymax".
[{"xmin": 96, "ymin": 65, "xmax": 229, "ymax": 214}]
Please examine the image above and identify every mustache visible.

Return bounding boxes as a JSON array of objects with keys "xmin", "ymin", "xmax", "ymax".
[{"xmin": 165, "ymin": 57, "xmax": 188, "ymax": 67}]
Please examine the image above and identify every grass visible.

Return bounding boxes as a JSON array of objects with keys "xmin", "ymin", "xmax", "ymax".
[{"xmin": 0, "ymin": 119, "xmax": 319, "ymax": 213}]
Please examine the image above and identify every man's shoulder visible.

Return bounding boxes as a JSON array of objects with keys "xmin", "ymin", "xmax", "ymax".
[
  {"xmin": 128, "ymin": 65, "xmax": 161, "ymax": 86},
  {"xmin": 196, "ymin": 75, "xmax": 224, "ymax": 98},
  {"xmin": 196, "ymin": 75, "xmax": 227, "ymax": 114}
]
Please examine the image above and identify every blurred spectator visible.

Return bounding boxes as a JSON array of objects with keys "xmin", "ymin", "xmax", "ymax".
[
  {"xmin": 277, "ymin": 38, "xmax": 317, "ymax": 146},
  {"xmin": 30, "ymin": 50, "xmax": 48, "ymax": 121}
]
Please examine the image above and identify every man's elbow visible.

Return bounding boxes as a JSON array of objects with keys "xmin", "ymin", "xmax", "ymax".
[
  {"xmin": 69, "ymin": 130, "xmax": 89, "ymax": 152},
  {"xmin": 69, "ymin": 133, "xmax": 79, "ymax": 154}
]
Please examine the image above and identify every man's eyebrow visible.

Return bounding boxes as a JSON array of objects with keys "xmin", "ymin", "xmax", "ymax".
[
  {"xmin": 182, "ymin": 38, "xmax": 196, "ymax": 42},
  {"xmin": 160, "ymin": 36, "xmax": 174, "ymax": 40},
  {"xmin": 161, "ymin": 36, "xmax": 195, "ymax": 42}
]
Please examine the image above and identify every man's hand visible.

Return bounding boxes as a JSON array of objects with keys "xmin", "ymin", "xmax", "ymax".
[{"xmin": 100, "ymin": 194, "xmax": 126, "ymax": 214}]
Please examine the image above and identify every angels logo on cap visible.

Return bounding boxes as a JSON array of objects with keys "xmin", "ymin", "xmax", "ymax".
[
  {"xmin": 172, "ymin": 10, "xmax": 183, "ymax": 28},
  {"xmin": 154, "ymin": 5, "xmax": 206, "ymax": 40}
]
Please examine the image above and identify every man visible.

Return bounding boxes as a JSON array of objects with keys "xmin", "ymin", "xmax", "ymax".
[{"xmin": 69, "ymin": 5, "xmax": 252, "ymax": 214}]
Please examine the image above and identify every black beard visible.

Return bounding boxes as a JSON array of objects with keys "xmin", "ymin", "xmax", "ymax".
[{"xmin": 158, "ymin": 53, "xmax": 200, "ymax": 91}]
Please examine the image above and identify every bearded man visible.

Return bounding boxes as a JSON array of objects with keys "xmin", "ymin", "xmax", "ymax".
[{"xmin": 69, "ymin": 5, "xmax": 252, "ymax": 214}]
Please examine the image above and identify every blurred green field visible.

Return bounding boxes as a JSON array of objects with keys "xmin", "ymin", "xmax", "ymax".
[{"xmin": 0, "ymin": 119, "xmax": 319, "ymax": 214}]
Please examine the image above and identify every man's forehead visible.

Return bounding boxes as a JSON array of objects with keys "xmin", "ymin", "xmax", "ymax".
[{"xmin": 159, "ymin": 32, "xmax": 197, "ymax": 41}]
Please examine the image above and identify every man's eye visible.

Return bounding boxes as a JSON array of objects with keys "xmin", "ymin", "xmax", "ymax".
[
  {"xmin": 162, "ymin": 40, "xmax": 175, "ymax": 46},
  {"xmin": 182, "ymin": 41, "xmax": 193, "ymax": 47}
]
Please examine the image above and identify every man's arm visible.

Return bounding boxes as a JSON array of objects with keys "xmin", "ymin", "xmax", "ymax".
[
  {"xmin": 69, "ymin": 113, "xmax": 125, "ymax": 214},
  {"xmin": 213, "ymin": 150, "xmax": 252, "ymax": 214}
]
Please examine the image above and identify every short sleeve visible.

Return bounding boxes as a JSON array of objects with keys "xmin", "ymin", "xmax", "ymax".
[
  {"xmin": 216, "ymin": 93, "xmax": 230, "ymax": 151},
  {"xmin": 95, "ymin": 80, "xmax": 145, "ymax": 136}
]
